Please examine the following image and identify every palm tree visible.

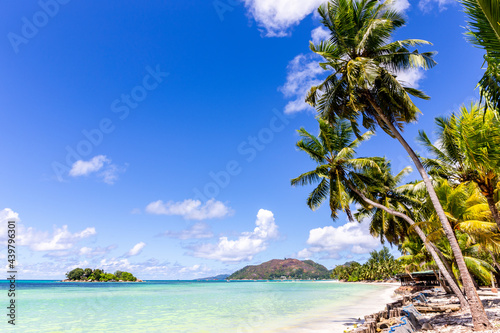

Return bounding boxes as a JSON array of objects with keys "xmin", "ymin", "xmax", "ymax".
[
  {"xmin": 306, "ymin": 0, "xmax": 490, "ymax": 327},
  {"xmin": 355, "ymin": 160, "xmax": 414, "ymax": 246},
  {"xmin": 351, "ymin": 161, "xmax": 468, "ymax": 306},
  {"xmin": 291, "ymin": 117, "xmax": 375, "ymax": 221},
  {"xmin": 461, "ymin": 0, "xmax": 500, "ymax": 110},
  {"xmin": 419, "ymin": 103, "xmax": 500, "ymax": 230}
]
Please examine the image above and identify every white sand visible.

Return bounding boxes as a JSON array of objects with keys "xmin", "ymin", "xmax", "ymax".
[{"xmin": 271, "ymin": 282, "xmax": 400, "ymax": 332}]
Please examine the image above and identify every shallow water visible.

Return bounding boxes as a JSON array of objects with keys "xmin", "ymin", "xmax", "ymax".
[{"xmin": 0, "ymin": 280, "xmax": 390, "ymax": 332}]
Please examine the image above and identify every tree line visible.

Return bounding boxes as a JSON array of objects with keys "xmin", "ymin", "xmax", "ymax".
[{"xmin": 65, "ymin": 268, "xmax": 137, "ymax": 282}]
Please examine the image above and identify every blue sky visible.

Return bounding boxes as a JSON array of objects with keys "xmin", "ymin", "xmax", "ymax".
[{"xmin": 0, "ymin": 0, "xmax": 487, "ymax": 279}]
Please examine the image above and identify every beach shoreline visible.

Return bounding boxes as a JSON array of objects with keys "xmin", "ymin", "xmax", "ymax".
[{"xmin": 272, "ymin": 282, "xmax": 400, "ymax": 332}]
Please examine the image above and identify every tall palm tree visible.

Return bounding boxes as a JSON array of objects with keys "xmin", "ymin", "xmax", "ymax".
[
  {"xmin": 461, "ymin": 0, "xmax": 500, "ymax": 110},
  {"xmin": 419, "ymin": 103, "xmax": 500, "ymax": 230},
  {"xmin": 291, "ymin": 117, "xmax": 375, "ymax": 221},
  {"xmin": 306, "ymin": 0, "xmax": 490, "ymax": 327}
]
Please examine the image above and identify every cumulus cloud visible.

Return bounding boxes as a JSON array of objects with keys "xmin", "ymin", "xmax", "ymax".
[
  {"xmin": 69, "ymin": 155, "xmax": 125, "ymax": 184},
  {"xmin": 298, "ymin": 219, "xmax": 379, "ymax": 259},
  {"xmin": 311, "ymin": 26, "xmax": 330, "ymax": 44},
  {"xmin": 279, "ymin": 53, "xmax": 325, "ymax": 114},
  {"xmin": 20, "ymin": 225, "xmax": 97, "ymax": 251},
  {"xmin": 70, "ymin": 155, "xmax": 109, "ymax": 176},
  {"xmin": 160, "ymin": 222, "xmax": 214, "ymax": 240},
  {"xmin": 126, "ymin": 242, "xmax": 146, "ymax": 257},
  {"xmin": 242, "ymin": 0, "xmax": 325, "ymax": 37},
  {"xmin": 0, "ymin": 208, "xmax": 97, "ymax": 252},
  {"xmin": 394, "ymin": 68, "xmax": 425, "ymax": 88},
  {"xmin": 145, "ymin": 198, "xmax": 233, "ymax": 220},
  {"xmin": 190, "ymin": 209, "xmax": 279, "ymax": 262}
]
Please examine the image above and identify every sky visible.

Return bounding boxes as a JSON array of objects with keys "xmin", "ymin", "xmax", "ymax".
[{"xmin": 0, "ymin": 0, "xmax": 487, "ymax": 279}]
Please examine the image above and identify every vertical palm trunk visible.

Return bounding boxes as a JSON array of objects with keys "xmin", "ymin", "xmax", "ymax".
[
  {"xmin": 368, "ymin": 101, "xmax": 492, "ymax": 329},
  {"xmin": 346, "ymin": 182, "xmax": 469, "ymax": 308},
  {"xmin": 485, "ymin": 193, "xmax": 500, "ymax": 231}
]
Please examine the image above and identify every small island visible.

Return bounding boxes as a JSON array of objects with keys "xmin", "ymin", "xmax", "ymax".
[{"xmin": 62, "ymin": 268, "xmax": 143, "ymax": 282}]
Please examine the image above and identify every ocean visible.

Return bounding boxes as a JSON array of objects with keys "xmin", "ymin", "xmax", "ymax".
[{"xmin": 0, "ymin": 280, "xmax": 393, "ymax": 332}]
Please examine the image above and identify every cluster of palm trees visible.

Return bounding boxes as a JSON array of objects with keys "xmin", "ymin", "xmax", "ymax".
[
  {"xmin": 331, "ymin": 247, "xmax": 402, "ymax": 281},
  {"xmin": 290, "ymin": 0, "xmax": 500, "ymax": 330}
]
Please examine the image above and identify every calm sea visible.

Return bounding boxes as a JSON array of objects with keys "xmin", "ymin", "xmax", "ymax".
[{"xmin": 0, "ymin": 280, "xmax": 389, "ymax": 332}]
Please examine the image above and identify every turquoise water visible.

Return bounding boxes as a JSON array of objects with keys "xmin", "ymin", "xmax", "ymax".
[{"xmin": 0, "ymin": 280, "xmax": 388, "ymax": 332}]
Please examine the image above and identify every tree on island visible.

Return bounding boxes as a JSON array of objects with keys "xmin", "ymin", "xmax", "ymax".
[{"xmin": 65, "ymin": 268, "xmax": 138, "ymax": 282}]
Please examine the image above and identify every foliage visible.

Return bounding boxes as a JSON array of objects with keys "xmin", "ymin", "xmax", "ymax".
[
  {"xmin": 331, "ymin": 247, "xmax": 403, "ymax": 281},
  {"xmin": 461, "ymin": 0, "xmax": 500, "ymax": 110},
  {"xmin": 291, "ymin": 117, "xmax": 376, "ymax": 221},
  {"xmin": 65, "ymin": 268, "xmax": 137, "ymax": 282}
]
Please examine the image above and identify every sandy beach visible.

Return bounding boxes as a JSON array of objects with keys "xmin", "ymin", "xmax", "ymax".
[{"xmin": 273, "ymin": 282, "xmax": 400, "ymax": 332}]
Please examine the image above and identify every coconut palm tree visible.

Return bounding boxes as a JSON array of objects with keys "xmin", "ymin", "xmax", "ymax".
[
  {"xmin": 419, "ymin": 103, "xmax": 500, "ymax": 230},
  {"xmin": 350, "ymin": 161, "xmax": 468, "ymax": 306},
  {"xmin": 306, "ymin": 0, "xmax": 490, "ymax": 327},
  {"xmin": 290, "ymin": 117, "xmax": 376, "ymax": 221},
  {"xmin": 354, "ymin": 160, "xmax": 415, "ymax": 245},
  {"xmin": 461, "ymin": 0, "xmax": 500, "ymax": 110}
]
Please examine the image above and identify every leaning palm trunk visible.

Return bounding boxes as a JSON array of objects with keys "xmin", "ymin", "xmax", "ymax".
[
  {"xmin": 432, "ymin": 269, "xmax": 452, "ymax": 294},
  {"xmin": 367, "ymin": 99, "xmax": 491, "ymax": 329},
  {"xmin": 346, "ymin": 183, "xmax": 469, "ymax": 308},
  {"xmin": 485, "ymin": 193, "xmax": 500, "ymax": 231}
]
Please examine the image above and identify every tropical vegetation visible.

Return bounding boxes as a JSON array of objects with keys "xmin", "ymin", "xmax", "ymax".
[
  {"xmin": 291, "ymin": 0, "xmax": 500, "ymax": 329},
  {"xmin": 331, "ymin": 247, "xmax": 403, "ymax": 281},
  {"xmin": 65, "ymin": 268, "xmax": 138, "ymax": 282}
]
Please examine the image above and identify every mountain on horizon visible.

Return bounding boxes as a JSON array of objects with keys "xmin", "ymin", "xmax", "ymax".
[{"xmin": 228, "ymin": 258, "xmax": 331, "ymax": 280}]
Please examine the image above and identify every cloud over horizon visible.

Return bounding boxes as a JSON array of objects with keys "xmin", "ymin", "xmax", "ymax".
[
  {"xmin": 145, "ymin": 199, "xmax": 233, "ymax": 220},
  {"xmin": 189, "ymin": 209, "xmax": 279, "ymax": 262}
]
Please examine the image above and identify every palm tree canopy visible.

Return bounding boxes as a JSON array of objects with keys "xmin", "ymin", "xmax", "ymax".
[
  {"xmin": 461, "ymin": 0, "xmax": 500, "ymax": 109},
  {"xmin": 354, "ymin": 159, "xmax": 417, "ymax": 245},
  {"xmin": 418, "ymin": 102, "xmax": 500, "ymax": 196},
  {"xmin": 306, "ymin": 0, "xmax": 436, "ymax": 137},
  {"xmin": 291, "ymin": 117, "xmax": 376, "ymax": 220}
]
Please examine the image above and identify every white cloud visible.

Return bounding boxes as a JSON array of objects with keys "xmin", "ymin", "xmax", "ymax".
[
  {"xmin": 79, "ymin": 245, "xmax": 116, "ymax": 258},
  {"xmin": 19, "ymin": 225, "xmax": 97, "ymax": 251},
  {"xmin": 311, "ymin": 26, "xmax": 330, "ymax": 44},
  {"xmin": 0, "ymin": 208, "xmax": 19, "ymax": 241},
  {"xmin": 70, "ymin": 155, "xmax": 109, "ymax": 176},
  {"xmin": 161, "ymin": 222, "xmax": 214, "ymax": 240},
  {"xmin": 127, "ymin": 242, "xmax": 146, "ymax": 256},
  {"xmin": 145, "ymin": 198, "xmax": 233, "ymax": 220},
  {"xmin": 242, "ymin": 0, "xmax": 325, "ymax": 37},
  {"xmin": 279, "ymin": 53, "xmax": 325, "ymax": 114},
  {"xmin": 299, "ymin": 219, "xmax": 379, "ymax": 259},
  {"xmin": 69, "ymin": 155, "xmax": 125, "ymax": 184},
  {"xmin": 418, "ymin": 0, "xmax": 455, "ymax": 11},
  {"xmin": 394, "ymin": 68, "xmax": 425, "ymax": 88},
  {"xmin": 390, "ymin": 0, "xmax": 411, "ymax": 12},
  {"xmin": 0, "ymin": 208, "xmax": 96, "ymax": 252},
  {"xmin": 190, "ymin": 209, "xmax": 279, "ymax": 262}
]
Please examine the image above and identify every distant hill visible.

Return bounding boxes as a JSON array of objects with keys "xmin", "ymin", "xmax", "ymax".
[
  {"xmin": 195, "ymin": 274, "xmax": 230, "ymax": 281},
  {"xmin": 228, "ymin": 259, "xmax": 331, "ymax": 280}
]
